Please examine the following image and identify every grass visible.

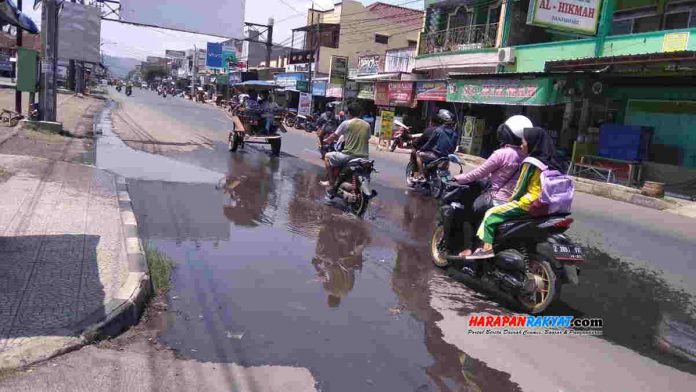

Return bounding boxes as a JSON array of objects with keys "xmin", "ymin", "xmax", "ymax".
[
  {"xmin": 0, "ymin": 165, "xmax": 10, "ymax": 181},
  {"xmin": 145, "ymin": 246, "xmax": 174, "ymax": 294}
]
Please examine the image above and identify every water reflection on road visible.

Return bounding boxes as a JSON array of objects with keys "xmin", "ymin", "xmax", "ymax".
[{"xmin": 123, "ymin": 142, "xmax": 696, "ymax": 390}]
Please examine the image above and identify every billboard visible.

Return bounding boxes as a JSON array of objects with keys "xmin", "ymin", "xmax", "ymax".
[
  {"xmin": 206, "ymin": 42, "xmax": 223, "ymax": 68},
  {"xmin": 527, "ymin": 0, "xmax": 601, "ymax": 35},
  {"xmin": 58, "ymin": 3, "xmax": 101, "ymax": 63},
  {"xmin": 357, "ymin": 55, "xmax": 381, "ymax": 75},
  {"xmin": 222, "ymin": 42, "xmax": 243, "ymax": 71},
  {"xmin": 119, "ymin": 0, "xmax": 244, "ymax": 38},
  {"xmin": 329, "ymin": 56, "xmax": 348, "ymax": 85},
  {"xmin": 165, "ymin": 50, "xmax": 186, "ymax": 59}
]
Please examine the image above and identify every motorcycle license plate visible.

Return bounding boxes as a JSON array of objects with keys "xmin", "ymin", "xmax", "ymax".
[{"xmin": 553, "ymin": 244, "xmax": 584, "ymax": 261}]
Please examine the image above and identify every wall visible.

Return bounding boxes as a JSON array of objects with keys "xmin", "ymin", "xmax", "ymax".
[{"xmin": 511, "ymin": 27, "xmax": 696, "ymax": 72}]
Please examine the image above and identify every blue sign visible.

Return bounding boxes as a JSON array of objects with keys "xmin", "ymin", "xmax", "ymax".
[
  {"xmin": 312, "ymin": 80, "xmax": 327, "ymax": 96},
  {"xmin": 206, "ymin": 42, "xmax": 223, "ymax": 68}
]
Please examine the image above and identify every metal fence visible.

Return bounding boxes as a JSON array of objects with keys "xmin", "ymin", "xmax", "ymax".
[{"xmin": 419, "ymin": 23, "xmax": 498, "ymax": 55}]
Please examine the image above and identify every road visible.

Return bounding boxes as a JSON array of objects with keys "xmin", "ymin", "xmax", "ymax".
[{"xmin": 3, "ymin": 87, "xmax": 695, "ymax": 391}]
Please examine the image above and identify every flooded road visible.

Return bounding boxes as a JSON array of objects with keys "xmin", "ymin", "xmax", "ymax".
[{"xmin": 101, "ymin": 90, "xmax": 696, "ymax": 390}]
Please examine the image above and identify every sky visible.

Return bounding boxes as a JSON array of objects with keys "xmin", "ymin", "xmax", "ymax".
[{"xmin": 22, "ymin": 0, "xmax": 424, "ymax": 61}]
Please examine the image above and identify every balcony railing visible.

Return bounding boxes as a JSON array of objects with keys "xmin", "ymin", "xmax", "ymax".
[{"xmin": 419, "ymin": 23, "xmax": 498, "ymax": 56}]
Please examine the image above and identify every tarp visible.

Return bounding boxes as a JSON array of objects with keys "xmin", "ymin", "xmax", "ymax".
[{"xmin": 447, "ymin": 77, "xmax": 567, "ymax": 106}]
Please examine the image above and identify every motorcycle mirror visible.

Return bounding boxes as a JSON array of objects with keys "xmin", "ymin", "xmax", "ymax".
[{"xmin": 448, "ymin": 154, "xmax": 462, "ymax": 164}]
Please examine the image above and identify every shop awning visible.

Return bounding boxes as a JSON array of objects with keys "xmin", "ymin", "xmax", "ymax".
[
  {"xmin": 353, "ymin": 72, "xmax": 402, "ymax": 81},
  {"xmin": 545, "ymin": 51, "xmax": 696, "ymax": 72},
  {"xmin": 447, "ymin": 76, "xmax": 567, "ymax": 106}
]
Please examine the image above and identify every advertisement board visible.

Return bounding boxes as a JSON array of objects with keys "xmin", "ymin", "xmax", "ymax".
[
  {"xmin": 344, "ymin": 81, "xmax": 358, "ymax": 99},
  {"xmin": 222, "ymin": 42, "xmax": 243, "ymax": 71},
  {"xmin": 357, "ymin": 83, "xmax": 375, "ymax": 100},
  {"xmin": 357, "ymin": 55, "xmax": 381, "ymax": 75},
  {"xmin": 387, "ymin": 82, "xmax": 414, "ymax": 107},
  {"xmin": 119, "ymin": 0, "xmax": 244, "ymax": 38},
  {"xmin": 416, "ymin": 81, "xmax": 447, "ymax": 101},
  {"xmin": 312, "ymin": 80, "xmax": 327, "ymax": 96},
  {"xmin": 380, "ymin": 110, "xmax": 395, "ymax": 141},
  {"xmin": 58, "ymin": 3, "xmax": 101, "ymax": 63},
  {"xmin": 375, "ymin": 83, "xmax": 389, "ymax": 106},
  {"xmin": 274, "ymin": 72, "xmax": 308, "ymax": 90},
  {"xmin": 329, "ymin": 56, "xmax": 349, "ymax": 85},
  {"xmin": 527, "ymin": 0, "xmax": 602, "ymax": 35},
  {"xmin": 298, "ymin": 93, "xmax": 313, "ymax": 116},
  {"xmin": 326, "ymin": 84, "xmax": 344, "ymax": 98},
  {"xmin": 165, "ymin": 50, "xmax": 186, "ymax": 59},
  {"xmin": 447, "ymin": 78, "xmax": 565, "ymax": 106},
  {"xmin": 206, "ymin": 42, "xmax": 223, "ymax": 68}
]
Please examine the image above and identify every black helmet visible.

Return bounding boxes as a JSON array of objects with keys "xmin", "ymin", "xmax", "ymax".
[{"xmin": 435, "ymin": 109, "xmax": 454, "ymax": 125}]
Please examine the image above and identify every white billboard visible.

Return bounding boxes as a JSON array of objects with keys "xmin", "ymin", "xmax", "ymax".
[
  {"xmin": 527, "ymin": 0, "xmax": 602, "ymax": 35},
  {"xmin": 120, "ymin": 0, "xmax": 245, "ymax": 38},
  {"xmin": 58, "ymin": 3, "xmax": 102, "ymax": 63}
]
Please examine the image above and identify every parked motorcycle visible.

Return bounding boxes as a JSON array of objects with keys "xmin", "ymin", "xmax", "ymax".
[
  {"xmin": 283, "ymin": 111, "xmax": 297, "ymax": 128},
  {"xmin": 329, "ymin": 159, "xmax": 378, "ymax": 216},
  {"xmin": 390, "ymin": 121, "xmax": 422, "ymax": 152},
  {"xmin": 304, "ymin": 114, "xmax": 318, "ymax": 133},
  {"xmin": 406, "ymin": 153, "xmax": 463, "ymax": 198},
  {"xmin": 294, "ymin": 114, "xmax": 308, "ymax": 130},
  {"xmin": 431, "ymin": 182, "xmax": 584, "ymax": 314}
]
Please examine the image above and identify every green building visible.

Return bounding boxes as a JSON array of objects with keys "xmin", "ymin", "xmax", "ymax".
[{"xmin": 415, "ymin": 0, "xmax": 696, "ymax": 197}]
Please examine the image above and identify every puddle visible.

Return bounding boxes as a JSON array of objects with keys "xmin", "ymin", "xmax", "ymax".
[{"xmin": 94, "ymin": 100, "xmax": 224, "ymax": 183}]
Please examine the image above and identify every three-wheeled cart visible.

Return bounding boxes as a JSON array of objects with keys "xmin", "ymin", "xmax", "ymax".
[{"xmin": 228, "ymin": 81, "xmax": 285, "ymax": 157}]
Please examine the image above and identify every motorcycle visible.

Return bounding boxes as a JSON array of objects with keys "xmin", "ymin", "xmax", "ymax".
[
  {"xmin": 125, "ymin": 86, "xmax": 132, "ymax": 96},
  {"xmin": 431, "ymin": 182, "xmax": 584, "ymax": 314},
  {"xmin": 283, "ymin": 111, "xmax": 297, "ymax": 128},
  {"xmin": 304, "ymin": 114, "xmax": 318, "ymax": 133},
  {"xmin": 390, "ymin": 122, "xmax": 422, "ymax": 152},
  {"xmin": 318, "ymin": 132, "xmax": 344, "ymax": 160},
  {"xmin": 406, "ymin": 153, "xmax": 463, "ymax": 198},
  {"xmin": 294, "ymin": 114, "xmax": 308, "ymax": 130},
  {"xmin": 116, "ymin": 85, "xmax": 122, "ymax": 92},
  {"xmin": 330, "ymin": 158, "xmax": 378, "ymax": 216}
]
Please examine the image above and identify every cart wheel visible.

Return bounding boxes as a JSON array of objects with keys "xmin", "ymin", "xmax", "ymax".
[
  {"xmin": 270, "ymin": 138, "xmax": 281, "ymax": 157},
  {"xmin": 229, "ymin": 132, "xmax": 241, "ymax": 152}
]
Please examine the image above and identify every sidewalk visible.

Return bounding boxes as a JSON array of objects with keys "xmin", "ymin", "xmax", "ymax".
[{"xmin": 0, "ymin": 154, "xmax": 149, "ymax": 369}]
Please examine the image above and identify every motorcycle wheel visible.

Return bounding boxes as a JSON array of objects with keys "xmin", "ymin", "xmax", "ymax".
[
  {"xmin": 390, "ymin": 141, "xmax": 397, "ymax": 152},
  {"xmin": 350, "ymin": 185, "xmax": 369, "ymax": 216},
  {"xmin": 405, "ymin": 161, "xmax": 417, "ymax": 187},
  {"xmin": 517, "ymin": 257, "xmax": 560, "ymax": 315},
  {"xmin": 284, "ymin": 118, "xmax": 295, "ymax": 128},
  {"xmin": 229, "ymin": 132, "xmax": 241, "ymax": 152},
  {"xmin": 430, "ymin": 225, "xmax": 449, "ymax": 267}
]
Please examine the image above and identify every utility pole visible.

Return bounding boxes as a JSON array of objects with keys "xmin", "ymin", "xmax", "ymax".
[
  {"xmin": 15, "ymin": 0, "xmax": 22, "ymax": 114},
  {"xmin": 39, "ymin": 0, "xmax": 59, "ymax": 122},
  {"xmin": 266, "ymin": 18, "xmax": 274, "ymax": 68},
  {"xmin": 68, "ymin": 0, "xmax": 76, "ymax": 92},
  {"xmin": 307, "ymin": 3, "xmax": 314, "ymax": 90},
  {"xmin": 191, "ymin": 45, "xmax": 197, "ymax": 98},
  {"xmin": 244, "ymin": 20, "xmax": 275, "ymax": 68}
]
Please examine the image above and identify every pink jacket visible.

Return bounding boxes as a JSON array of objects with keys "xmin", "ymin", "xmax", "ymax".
[{"xmin": 455, "ymin": 145, "xmax": 525, "ymax": 202}]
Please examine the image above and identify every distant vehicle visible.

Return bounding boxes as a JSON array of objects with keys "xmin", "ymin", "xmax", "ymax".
[{"xmin": 141, "ymin": 83, "xmax": 148, "ymax": 89}]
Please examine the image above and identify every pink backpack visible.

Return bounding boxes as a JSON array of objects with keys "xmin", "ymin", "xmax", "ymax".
[{"xmin": 523, "ymin": 157, "xmax": 575, "ymax": 216}]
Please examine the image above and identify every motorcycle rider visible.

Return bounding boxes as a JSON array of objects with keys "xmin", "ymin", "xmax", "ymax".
[
  {"xmin": 413, "ymin": 109, "xmax": 458, "ymax": 182},
  {"xmin": 445, "ymin": 115, "xmax": 531, "ymax": 258},
  {"xmin": 316, "ymin": 106, "xmax": 339, "ymax": 141},
  {"xmin": 469, "ymin": 127, "xmax": 562, "ymax": 259},
  {"xmin": 320, "ymin": 103, "xmax": 371, "ymax": 198}
]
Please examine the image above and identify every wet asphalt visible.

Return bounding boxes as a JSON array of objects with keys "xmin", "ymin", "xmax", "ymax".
[{"xmin": 99, "ymin": 88, "xmax": 696, "ymax": 391}]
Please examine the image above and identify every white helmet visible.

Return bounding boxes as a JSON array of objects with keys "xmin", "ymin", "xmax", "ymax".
[{"xmin": 503, "ymin": 115, "xmax": 533, "ymax": 139}]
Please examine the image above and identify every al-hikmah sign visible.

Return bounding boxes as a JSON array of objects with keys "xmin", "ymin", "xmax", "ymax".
[{"xmin": 527, "ymin": 0, "xmax": 602, "ymax": 35}]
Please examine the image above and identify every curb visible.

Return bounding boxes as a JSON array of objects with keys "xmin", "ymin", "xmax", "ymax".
[
  {"xmin": 0, "ymin": 129, "xmax": 18, "ymax": 147},
  {"xmin": 0, "ymin": 175, "xmax": 151, "ymax": 370}
]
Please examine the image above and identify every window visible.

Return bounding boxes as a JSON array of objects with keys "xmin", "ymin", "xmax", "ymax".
[
  {"xmin": 611, "ymin": 19, "xmax": 634, "ymax": 35},
  {"xmin": 665, "ymin": 11, "xmax": 690, "ymax": 29},
  {"xmin": 448, "ymin": 6, "xmax": 473, "ymax": 29},
  {"xmin": 633, "ymin": 15, "xmax": 661, "ymax": 32},
  {"xmin": 375, "ymin": 34, "xmax": 389, "ymax": 44},
  {"xmin": 407, "ymin": 40, "xmax": 417, "ymax": 48}
]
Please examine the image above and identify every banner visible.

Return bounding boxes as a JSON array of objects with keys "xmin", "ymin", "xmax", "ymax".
[
  {"xmin": 58, "ymin": 3, "xmax": 101, "ymax": 63},
  {"xmin": 344, "ymin": 81, "xmax": 358, "ymax": 99},
  {"xmin": 329, "ymin": 56, "xmax": 348, "ymax": 85},
  {"xmin": 527, "ymin": 0, "xmax": 601, "ymax": 35},
  {"xmin": 357, "ymin": 83, "xmax": 375, "ymax": 100},
  {"xmin": 298, "ymin": 93, "xmax": 312, "ymax": 116},
  {"xmin": 387, "ymin": 82, "xmax": 414, "ymax": 107},
  {"xmin": 416, "ymin": 81, "xmax": 447, "ymax": 101},
  {"xmin": 165, "ymin": 50, "xmax": 186, "ymax": 59},
  {"xmin": 274, "ymin": 72, "xmax": 308, "ymax": 90},
  {"xmin": 375, "ymin": 82, "xmax": 389, "ymax": 106},
  {"xmin": 326, "ymin": 83, "xmax": 344, "ymax": 98},
  {"xmin": 222, "ymin": 42, "xmax": 243, "ymax": 71},
  {"xmin": 357, "ymin": 55, "xmax": 381, "ymax": 75},
  {"xmin": 380, "ymin": 110, "xmax": 395, "ymax": 141},
  {"xmin": 447, "ymin": 78, "xmax": 566, "ymax": 106},
  {"xmin": 206, "ymin": 42, "xmax": 223, "ymax": 68},
  {"xmin": 312, "ymin": 80, "xmax": 327, "ymax": 96}
]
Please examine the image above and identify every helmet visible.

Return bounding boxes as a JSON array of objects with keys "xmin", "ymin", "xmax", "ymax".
[
  {"xmin": 503, "ymin": 115, "xmax": 533, "ymax": 139},
  {"xmin": 435, "ymin": 109, "xmax": 454, "ymax": 124}
]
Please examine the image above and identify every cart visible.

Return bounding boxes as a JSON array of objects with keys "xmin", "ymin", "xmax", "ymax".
[{"xmin": 228, "ymin": 81, "xmax": 285, "ymax": 157}]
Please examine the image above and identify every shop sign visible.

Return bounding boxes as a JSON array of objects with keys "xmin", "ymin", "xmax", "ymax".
[
  {"xmin": 312, "ymin": 80, "xmax": 327, "ymax": 96},
  {"xmin": 206, "ymin": 42, "xmax": 224, "ymax": 68},
  {"xmin": 416, "ymin": 81, "xmax": 447, "ymax": 101},
  {"xmin": 447, "ymin": 78, "xmax": 563, "ymax": 106},
  {"xmin": 459, "ymin": 117, "xmax": 485, "ymax": 156},
  {"xmin": 326, "ymin": 83, "xmax": 344, "ymax": 98},
  {"xmin": 380, "ymin": 110, "xmax": 395, "ymax": 140},
  {"xmin": 344, "ymin": 81, "xmax": 358, "ymax": 99},
  {"xmin": 298, "ymin": 93, "xmax": 312, "ymax": 116},
  {"xmin": 329, "ymin": 56, "xmax": 348, "ymax": 85},
  {"xmin": 357, "ymin": 55, "xmax": 381, "ymax": 75},
  {"xmin": 296, "ymin": 80, "xmax": 309, "ymax": 92},
  {"xmin": 374, "ymin": 82, "xmax": 389, "ymax": 106},
  {"xmin": 387, "ymin": 82, "xmax": 414, "ymax": 107},
  {"xmin": 357, "ymin": 83, "xmax": 375, "ymax": 100},
  {"xmin": 274, "ymin": 72, "xmax": 307, "ymax": 90},
  {"xmin": 527, "ymin": 0, "xmax": 601, "ymax": 35},
  {"xmin": 663, "ymin": 32, "xmax": 689, "ymax": 53}
]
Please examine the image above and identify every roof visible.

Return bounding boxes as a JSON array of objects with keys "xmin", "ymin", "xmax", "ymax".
[
  {"xmin": 292, "ymin": 23, "xmax": 339, "ymax": 32},
  {"xmin": 231, "ymin": 80, "xmax": 280, "ymax": 89},
  {"xmin": 545, "ymin": 51, "xmax": 696, "ymax": 72}
]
